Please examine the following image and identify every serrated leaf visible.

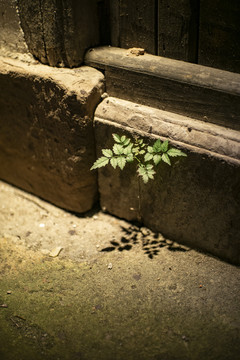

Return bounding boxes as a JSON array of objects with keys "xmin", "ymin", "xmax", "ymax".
[
  {"xmin": 113, "ymin": 143, "xmax": 124, "ymax": 155},
  {"xmin": 142, "ymin": 174, "xmax": 149, "ymax": 183},
  {"xmin": 153, "ymin": 154, "xmax": 161, "ymax": 165},
  {"xmin": 110, "ymin": 157, "xmax": 118, "ymax": 169},
  {"xmin": 117, "ymin": 156, "xmax": 126, "ymax": 170},
  {"xmin": 123, "ymin": 143, "xmax": 133, "ymax": 155},
  {"xmin": 132, "ymin": 146, "xmax": 139, "ymax": 154},
  {"xmin": 112, "ymin": 133, "xmax": 121, "ymax": 143},
  {"xmin": 102, "ymin": 149, "xmax": 113, "ymax": 158},
  {"xmin": 147, "ymin": 146, "xmax": 154, "ymax": 153},
  {"xmin": 147, "ymin": 170, "xmax": 155, "ymax": 179},
  {"xmin": 137, "ymin": 165, "xmax": 146, "ymax": 176},
  {"xmin": 145, "ymin": 163, "xmax": 154, "ymax": 170},
  {"xmin": 161, "ymin": 140, "xmax": 169, "ymax": 152},
  {"xmin": 144, "ymin": 153, "xmax": 153, "ymax": 162},
  {"xmin": 162, "ymin": 153, "xmax": 171, "ymax": 165},
  {"xmin": 122, "ymin": 138, "xmax": 131, "ymax": 146},
  {"xmin": 90, "ymin": 156, "xmax": 109, "ymax": 170},
  {"xmin": 126, "ymin": 153, "xmax": 134, "ymax": 162},
  {"xmin": 167, "ymin": 148, "xmax": 187, "ymax": 157},
  {"xmin": 153, "ymin": 139, "xmax": 162, "ymax": 152}
]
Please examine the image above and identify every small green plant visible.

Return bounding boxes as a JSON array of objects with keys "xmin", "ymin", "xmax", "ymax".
[{"xmin": 91, "ymin": 133, "xmax": 187, "ymax": 183}]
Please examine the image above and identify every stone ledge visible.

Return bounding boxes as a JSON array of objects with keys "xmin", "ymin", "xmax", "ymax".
[
  {"xmin": 94, "ymin": 97, "xmax": 240, "ymax": 265},
  {"xmin": 0, "ymin": 56, "xmax": 105, "ymax": 212},
  {"xmin": 85, "ymin": 46, "xmax": 240, "ymax": 130}
]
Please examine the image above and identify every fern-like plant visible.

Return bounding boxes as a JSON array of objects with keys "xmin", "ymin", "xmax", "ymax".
[{"xmin": 91, "ymin": 133, "xmax": 187, "ymax": 183}]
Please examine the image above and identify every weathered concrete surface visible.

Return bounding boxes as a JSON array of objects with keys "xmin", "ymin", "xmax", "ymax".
[
  {"xmin": 0, "ymin": 180, "xmax": 239, "ymax": 360},
  {"xmin": 0, "ymin": 56, "xmax": 104, "ymax": 212},
  {"xmin": 0, "ymin": 0, "xmax": 32, "ymax": 61},
  {"xmin": 85, "ymin": 46, "xmax": 240, "ymax": 130},
  {"xmin": 94, "ymin": 97, "xmax": 240, "ymax": 265},
  {"xmin": 17, "ymin": 0, "xmax": 100, "ymax": 67}
]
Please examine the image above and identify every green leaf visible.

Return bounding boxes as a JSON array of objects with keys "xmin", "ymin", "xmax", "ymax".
[
  {"xmin": 145, "ymin": 163, "xmax": 154, "ymax": 170},
  {"xmin": 142, "ymin": 174, "xmax": 149, "ymax": 183},
  {"xmin": 126, "ymin": 153, "xmax": 134, "ymax": 162},
  {"xmin": 123, "ymin": 143, "xmax": 133, "ymax": 155},
  {"xmin": 117, "ymin": 156, "xmax": 126, "ymax": 170},
  {"xmin": 122, "ymin": 138, "xmax": 131, "ymax": 146},
  {"xmin": 102, "ymin": 149, "xmax": 113, "ymax": 158},
  {"xmin": 137, "ymin": 165, "xmax": 146, "ymax": 176},
  {"xmin": 121, "ymin": 135, "xmax": 126, "ymax": 143},
  {"xmin": 113, "ymin": 143, "xmax": 124, "ymax": 155},
  {"xmin": 167, "ymin": 148, "xmax": 187, "ymax": 157},
  {"xmin": 144, "ymin": 153, "xmax": 153, "ymax": 162},
  {"xmin": 112, "ymin": 134, "xmax": 121, "ymax": 143},
  {"xmin": 139, "ymin": 150, "xmax": 145, "ymax": 155},
  {"xmin": 137, "ymin": 164, "xmax": 155, "ymax": 183},
  {"xmin": 147, "ymin": 171, "xmax": 155, "ymax": 179},
  {"xmin": 153, "ymin": 154, "xmax": 161, "ymax": 165},
  {"xmin": 132, "ymin": 146, "xmax": 139, "ymax": 154},
  {"xmin": 161, "ymin": 140, "xmax": 169, "ymax": 152},
  {"xmin": 147, "ymin": 146, "xmax": 154, "ymax": 153},
  {"xmin": 90, "ymin": 156, "xmax": 109, "ymax": 170},
  {"xmin": 162, "ymin": 153, "xmax": 171, "ymax": 165},
  {"xmin": 110, "ymin": 157, "xmax": 118, "ymax": 169},
  {"xmin": 153, "ymin": 139, "xmax": 162, "ymax": 152}
]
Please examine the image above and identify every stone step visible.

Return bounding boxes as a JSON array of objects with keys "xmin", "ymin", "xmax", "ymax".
[
  {"xmin": 94, "ymin": 97, "xmax": 240, "ymax": 265},
  {"xmin": 0, "ymin": 56, "xmax": 104, "ymax": 212}
]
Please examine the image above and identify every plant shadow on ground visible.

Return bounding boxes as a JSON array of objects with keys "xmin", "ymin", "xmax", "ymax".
[{"xmin": 101, "ymin": 225, "xmax": 189, "ymax": 259}]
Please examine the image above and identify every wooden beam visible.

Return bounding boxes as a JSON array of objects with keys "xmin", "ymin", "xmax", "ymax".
[{"xmin": 85, "ymin": 46, "xmax": 240, "ymax": 130}]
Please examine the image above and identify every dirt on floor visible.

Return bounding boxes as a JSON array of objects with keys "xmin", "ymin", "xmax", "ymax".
[{"xmin": 0, "ymin": 180, "xmax": 239, "ymax": 360}]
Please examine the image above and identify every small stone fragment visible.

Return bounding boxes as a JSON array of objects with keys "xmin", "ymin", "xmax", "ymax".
[
  {"xmin": 39, "ymin": 223, "xmax": 45, "ymax": 228},
  {"xmin": 128, "ymin": 47, "xmax": 145, "ymax": 56},
  {"xmin": 7, "ymin": 291, "xmax": 12, "ymax": 294},
  {"xmin": 49, "ymin": 246, "xmax": 63, "ymax": 257},
  {"xmin": 107, "ymin": 263, "xmax": 113, "ymax": 270}
]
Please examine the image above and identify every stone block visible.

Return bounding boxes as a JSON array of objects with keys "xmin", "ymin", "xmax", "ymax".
[
  {"xmin": 0, "ymin": 56, "xmax": 104, "ymax": 212},
  {"xmin": 94, "ymin": 97, "xmax": 240, "ymax": 264}
]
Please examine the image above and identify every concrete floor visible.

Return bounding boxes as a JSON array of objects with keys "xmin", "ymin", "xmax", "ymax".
[{"xmin": 0, "ymin": 180, "xmax": 239, "ymax": 360}]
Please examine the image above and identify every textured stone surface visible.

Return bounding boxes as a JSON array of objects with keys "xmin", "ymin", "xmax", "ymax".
[
  {"xmin": 0, "ymin": 0, "xmax": 32, "ymax": 60},
  {"xmin": 17, "ymin": 0, "xmax": 100, "ymax": 67},
  {"xmin": 94, "ymin": 97, "xmax": 240, "ymax": 264},
  {"xmin": 0, "ymin": 56, "xmax": 104, "ymax": 212}
]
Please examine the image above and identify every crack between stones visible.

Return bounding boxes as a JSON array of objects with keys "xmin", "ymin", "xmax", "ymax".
[{"xmin": 39, "ymin": 0, "xmax": 47, "ymax": 63}]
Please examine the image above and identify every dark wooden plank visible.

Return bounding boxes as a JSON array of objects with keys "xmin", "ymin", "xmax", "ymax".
[
  {"xmin": 85, "ymin": 47, "xmax": 240, "ymax": 130},
  {"xmin": 198, "ymin": 0, "xmax": 240, "ymax": 73},
  {"xmin": 158, "ymin": 0, "xmax": 199, "ymax": 62},
  {"xmin": 97, "ymin": 0, "xmax": 111, "ymax": 45},
  {"xmin": 110, "ymin": 0, "xmax": 156, "ymax": 54}
]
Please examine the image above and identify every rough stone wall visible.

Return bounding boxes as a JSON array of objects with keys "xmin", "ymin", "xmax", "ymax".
[{"xmin": 0, "ymin": 57, "xmax": 105, "ymax": 212}]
